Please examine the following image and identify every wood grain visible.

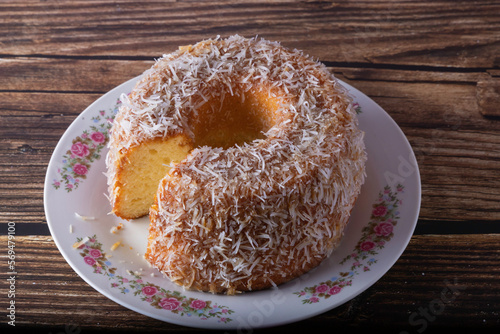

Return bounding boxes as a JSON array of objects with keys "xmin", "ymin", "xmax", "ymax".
[
  {"xmin": 2, "ymin": 61, "xmax": 499, "ymax": 225},
  {"xmin": 1, "ymin": 1, "xmax": 499, "ymax": 332},
  {"xmin": 1, "ymin": 0, "xmax": 500, "ymax": 68},
  {"xmin": 477, "ymin": 76, "xmax": 500, "ymax": 117},
  {"xmin": 0, "ymin": 235, "xmax": 498, "ymax": 332},
  {"xmin": 0, "ymin": 58, "xmax": 152, "ymax": 92}
]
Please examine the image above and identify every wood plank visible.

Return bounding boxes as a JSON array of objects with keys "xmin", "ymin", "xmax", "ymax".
[
  {"xmin": 1, "ymin": 64, "xmax": 500, "ymax": 225},
  {"xmin": 0, "ymin": 58, "xmax": 152, "ymax": 92},
  {"xmin": 0, "ymin": 234, "xmax": 498, "ymax": 331},
  {"xmin": 1, "ymin": 1, "xmax": 499, "ymax": 69},
  {"xmin": 477, "ymin": 76, "xmax": 500, "ymax": 117}
]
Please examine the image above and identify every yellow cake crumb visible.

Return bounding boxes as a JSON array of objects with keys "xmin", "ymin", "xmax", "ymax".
[
  {"xmin": 110, "ymin": 241, "xmax": 121, "ymax": 251},
  {"xmin": 72, "ymin": 237, "xmax": 89, "ymax": 249},
  {"xmin": 110, "ymin": 222, "xmax": 124, "ymax": 234}
]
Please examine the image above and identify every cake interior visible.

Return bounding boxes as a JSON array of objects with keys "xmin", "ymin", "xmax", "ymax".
[
  {"xmin": 192, "ymin": 88, "xmax": 280, "ymax": 149},
  {"xmin": 114, "ymin": 87, "xmax": 283, "ymax": 219},
  {"xmin": 114, "ymin": 135, "xmax": 192, "ymax": 219}
]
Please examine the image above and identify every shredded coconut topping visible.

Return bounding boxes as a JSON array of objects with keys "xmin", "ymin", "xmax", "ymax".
[{"xmin": 107, "ymin": 35, "xmax": 366, "ymax": 294}]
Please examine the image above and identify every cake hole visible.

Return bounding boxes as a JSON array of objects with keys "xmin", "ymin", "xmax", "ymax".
[{"xmin": 192, "ymin": 88, "xmax": 283, "ymax": 149}]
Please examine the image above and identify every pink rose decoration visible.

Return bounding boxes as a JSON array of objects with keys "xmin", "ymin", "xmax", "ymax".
[
  {"xmin": 142, "ymin": 286, "xmax": 158, "ymax": 296},
  {"xmin": 71, "ymin": 142, "xmax": 90, "ymax": 157},
  {"xmin": 90, "ymin": 131, "xmax": 105, "ymax": 143},
  {"xmin": 89, "ymin": 248, "xmax": 102, "ymax": 258},
  {"xmin": 315, "ymin": 284, "xmax": 329, "ymax": 294},
  {"xmin": 374, "ymin": 222, "xmax": 393, "ymax": 236},
  {"xmin": 72, "ymin": 163, "xmax": 88, "ymax": 176},
  {"xmin": 328, "ymin": 286, "xmax": 341, "ymax": 295},
  {"xmin": 372, "ymin": 205, "xmax": 387, "ymax": 217},
  {"xmin": 159, "ymin": 297, "xmax": 181, "ymax": 311},
  {"xmin": 83, "ymin": 256, "xmax": 96, "ymax": 266},
  {"xmin": 360, "ymin": 241, "xmax": 375, "ymax": 251},
  {"xmin": 190, "ymin": 299, "xmax": 207, "ymax": 310},
  {"xmin": 372, "ymin": 205, "xmax": 388, "ymax": 217},
  {"xmin": 310, "ymin": 297, "xmax": 320, "ymax": 303}
]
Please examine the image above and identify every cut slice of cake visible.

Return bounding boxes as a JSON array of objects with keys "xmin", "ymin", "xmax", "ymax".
[{"xmin": 106, "ymin": 134, "xmax": 192, "ymax": 219}]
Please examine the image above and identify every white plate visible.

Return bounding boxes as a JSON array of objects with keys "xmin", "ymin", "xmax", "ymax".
[{"xmin": 44, "ymin": 76, "xmax": 421, "ymax": 330}]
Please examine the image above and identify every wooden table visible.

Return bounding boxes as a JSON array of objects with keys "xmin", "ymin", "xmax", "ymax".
[{"xmin": 1, "ymin": 1, "xmax": 499, "ymax": 333}]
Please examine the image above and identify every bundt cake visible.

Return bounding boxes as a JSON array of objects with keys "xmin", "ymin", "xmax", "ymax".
[{"xmin": 106, "ymin": 35, "xmax": 366, "ymax": 294}]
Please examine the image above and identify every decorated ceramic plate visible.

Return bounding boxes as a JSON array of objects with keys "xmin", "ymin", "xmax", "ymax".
[{"xmin": 44, "ymin": 76, "xmax": 421, "ymax": 330}]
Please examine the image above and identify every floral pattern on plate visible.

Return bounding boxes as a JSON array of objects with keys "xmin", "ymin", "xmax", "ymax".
[
  {"xmin": 75, "ymin": 235, "xmax": 234, "ymax": 323},
  {"xmin": 52, "ymin": 99, "xmax": 120, "ymax": 192},
  {"xmin": 294, "ymin": 184, "xmax": 404, "ymax": 304},
  {"xmin": 353, "ymin": 101, "xmax": 362, "ymax": 114},
  {"xmin": 75, "ymin": 183, "xmax": 404, "ymax": 312}
]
